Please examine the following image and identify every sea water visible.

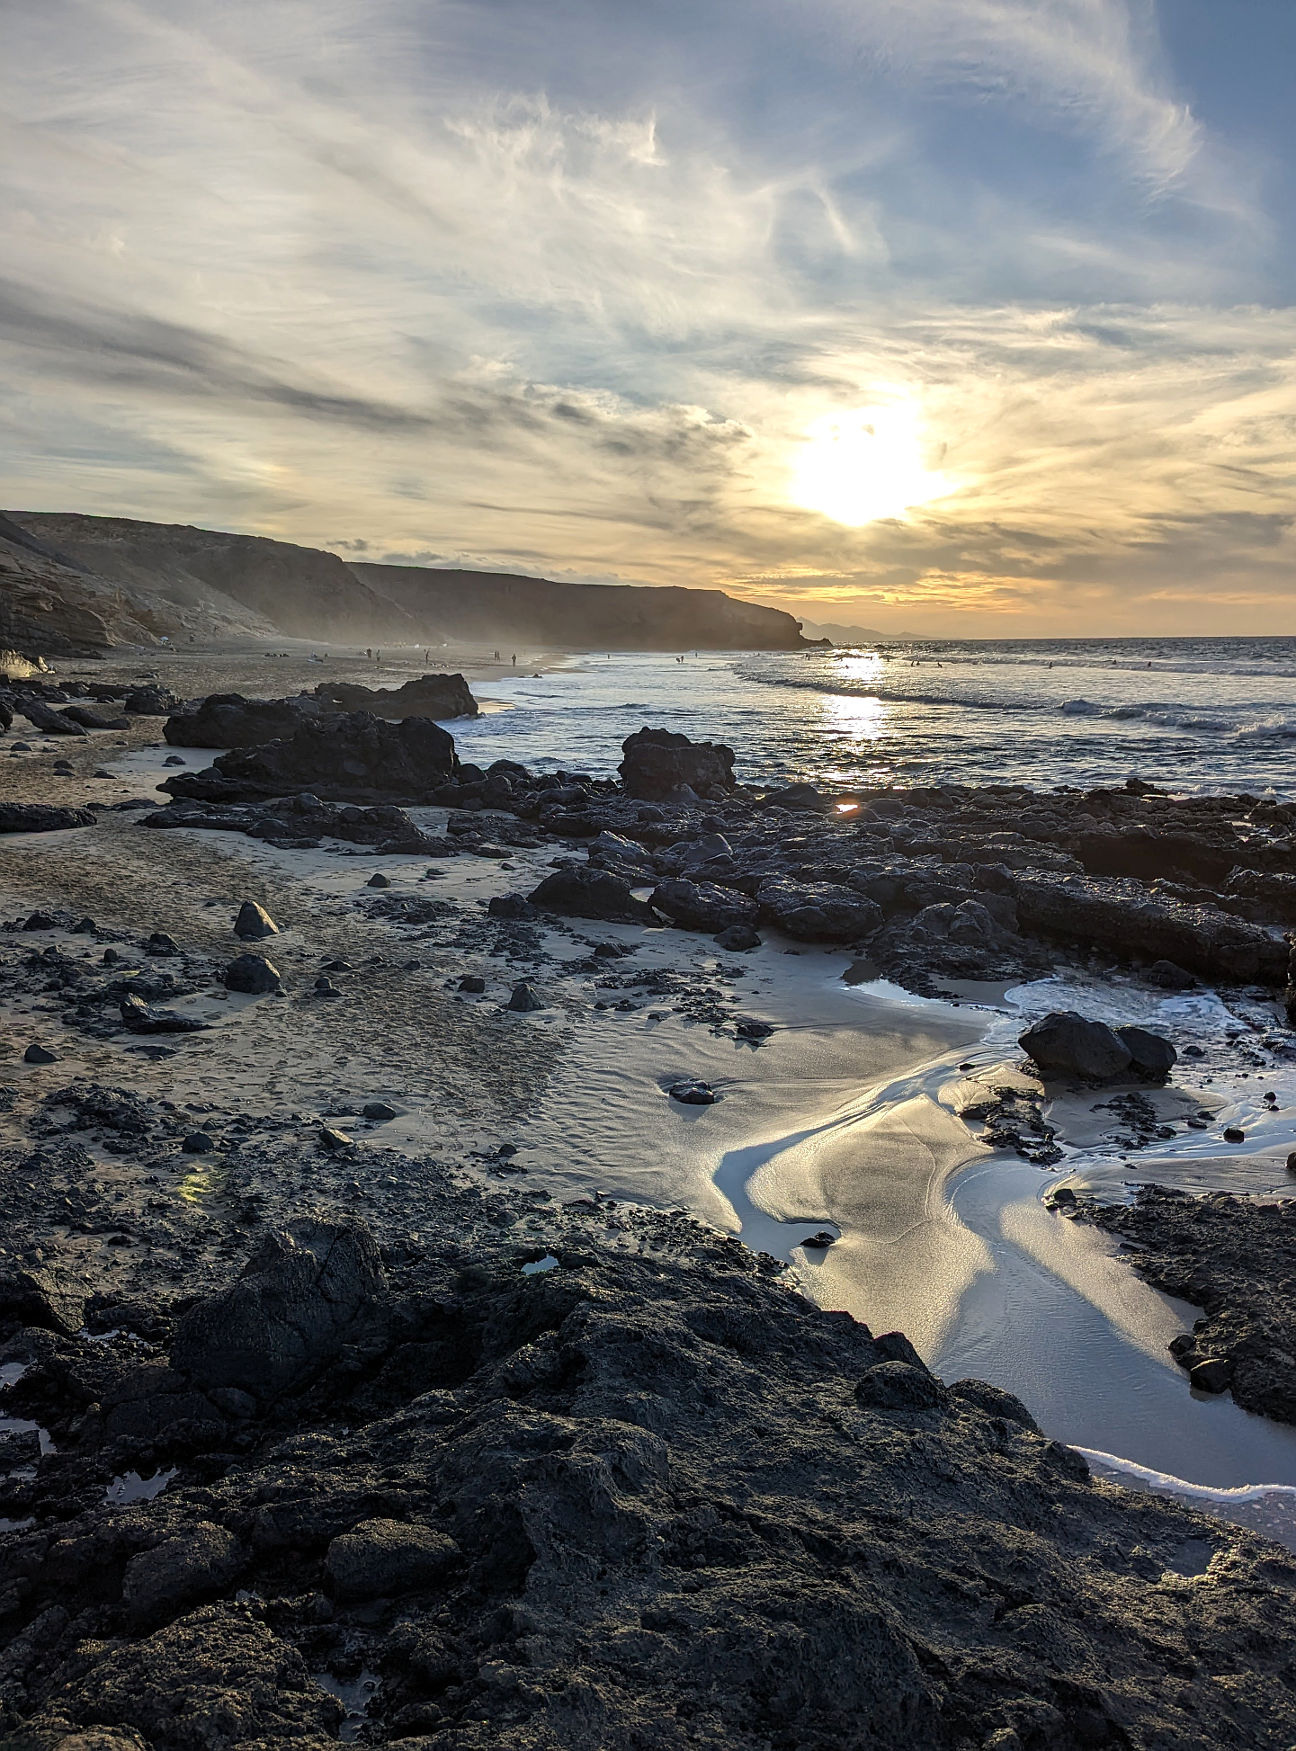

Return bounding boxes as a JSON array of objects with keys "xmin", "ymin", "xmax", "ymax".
[{"xmin": 453, "ymin": 637, "xmax": 1296, "ymax": 796}]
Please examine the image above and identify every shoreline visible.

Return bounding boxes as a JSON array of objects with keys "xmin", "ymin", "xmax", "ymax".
[{"xmin": 3, "ymin": 645, "xmax": 1296, "ymax": 1742}]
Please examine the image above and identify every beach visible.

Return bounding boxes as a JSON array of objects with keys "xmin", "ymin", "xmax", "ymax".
[{"xmin": 2, "ymin": 639, "xmax": 1296, "ymax": 1746}]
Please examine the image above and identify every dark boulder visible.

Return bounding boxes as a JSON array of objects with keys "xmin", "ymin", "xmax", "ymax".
[
  {"xmin": 506, "ymin": 982, "xmax": 546, "ymax": 1013},
  {"xmin": 757, "ymin": 877, "xmax": 883, "ymax": 942},
  {"xmin": 528, "ymin": 866, "xmax": 656, "ymax": 925},
  {"xmin": 61, "ymin": 703, "xmax": 130, "ymax": 729},
  {"xmin": 651, "ymin": 877, "xmax": 758, "ymax": 933},
  {"xmin": 313, "ymin": 672, "xmax": 478, "ymax": 720},
  {"xmin": 1116, "ymin": 1025, "xmax": 1178, "ymax": 1082},
  {"xmin": 123, "ymin": 684, "xmax": 180, "ymax": 715},
  {"xmin": 0, "ymin": 803, "xmax": 96, "ymax": 833},
  {"xmin": 223, "ymin": 953, "xmax": 282, "ymax": 994},
  {"xmin": 20, "ymin": 700, "xmax": 86, "ymax": 735},
  {"xmin": 619, "ymin": 727, "xmax": 736, "ymax": 801},
  {"xmin": 163, "ymin": 692, "xmax": 322, "ymax": 747},
  {"xmin": 171, "ymin": 1218, "xmax": 387, "ymax": 1401},
  {"xmin": 121, "ymin": 1524, "xmax": 246, "ymax": 1621},
  {"xmin": 162, "ymin": 712, "xmax": 458, "ymax": 806},
  {"xmin": 1019, "ymin": 1012, "xmax": 1133, "ymax": 1082},
  {"xmin": 325, "ymin": 1518, "xmax": 459, "ymax": 1600},
  {"xmin": 715, "ymin": 922, "xmax": 761, "ymax": 951},
  {"xmin": 234, "ymin": 900, "xmax": 279, "ymax": 940}
]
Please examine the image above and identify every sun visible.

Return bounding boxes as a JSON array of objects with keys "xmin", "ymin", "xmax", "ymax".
[{"xmin": 790, "ymin": 400, "xmax": 951, "ymax": 527}]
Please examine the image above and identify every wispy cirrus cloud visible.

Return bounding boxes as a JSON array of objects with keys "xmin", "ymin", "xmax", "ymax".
[{"xmin": 0, "ymin": 0, "xmax": 1292, "ymax": 632}]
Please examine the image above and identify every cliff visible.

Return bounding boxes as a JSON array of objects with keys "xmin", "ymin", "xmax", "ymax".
[
  {"xmin": 352, "ymin": 562, "xmax": 816, "ymax": 651},
  {"xmin": 2, "ymin": 511, "xmax": 817, "ymax": 656},
  {"xmin": 13, "ymin": 513, "xmax": 416, "ymax": 644},
  {"xmin": 0, "ymin": 513, "xmax": 166, "ymax": 658}
]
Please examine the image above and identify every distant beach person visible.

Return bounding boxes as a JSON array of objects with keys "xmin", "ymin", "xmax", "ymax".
[
  {"xmin": 511, "ymin": 653, "xmax": 517, "ymax": 666},
  {"xmin": 366, "ymin": 647, "xmax": 372, "ymax": 660}
]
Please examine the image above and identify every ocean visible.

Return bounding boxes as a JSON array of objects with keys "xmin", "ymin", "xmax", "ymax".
[{"xmin": 452, "ymin": 636, "xmax": 1296, "ymax": 796}]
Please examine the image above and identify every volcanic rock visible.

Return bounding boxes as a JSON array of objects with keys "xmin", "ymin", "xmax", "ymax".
[
  {"xmin": 233, "ymin": 900, "xmax": 279, "ymax": 940},
  {"xmin": 1115, "ymin": 1025, "xmax": 1178, "ymax": 1082},
  {"xmin": 163, "ymin": 692, "xmax": 322, "ymax": 747},
  {"xmin": 0, "ymin": 804, "xmax": 96, "ymax": 833},
  {"xmin": 619, "ymin": 727, "xmax": 736, "ymax": 801},
  {"xmin": 223, "ymin": 953, "xmax": 282, "ymax": 994},
  {"xmin": 326, "ymin": 1518, "xmax": 459, "ymax": 1600},
  {"xmin": 162, "ymin": 712, "xmax": 458, "ymax": 805},
  {"xmin": 171, "ymin": 1218, "xmax": 387, "ymax": 1401},
  {"xmin": 756, "ymin": 877, "xmax": 883, "ymax": 942},
  {"xmin": 528, "ymin": 866, "xmax": 656, "ymax": 925},
  {"xmin": 1019, "ymin": 1012, "xmax": 1132, "ymax": 1082},
  {"xmin": 313, "ymin": 672, "xmax": 478, "ymax": 720},
  {"xmin": 650, "ymin": 877, "xmax": 758, "ymax": 933}
]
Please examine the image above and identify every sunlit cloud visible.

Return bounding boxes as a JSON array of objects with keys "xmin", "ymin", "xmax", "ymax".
[{"xmin": 0, "ymin": 0, "xmax": 1292, "ymax": 633}]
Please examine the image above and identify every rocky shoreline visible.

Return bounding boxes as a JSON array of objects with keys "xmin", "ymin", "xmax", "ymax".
[{"xmin": 2, "ymin": 658, "xmax": 1296, "ymax": 1748}]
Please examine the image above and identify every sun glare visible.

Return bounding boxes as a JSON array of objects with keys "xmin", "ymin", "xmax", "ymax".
[{"xmin": 790, "ymin": 401, "xmax": 950, "ymax": 527}]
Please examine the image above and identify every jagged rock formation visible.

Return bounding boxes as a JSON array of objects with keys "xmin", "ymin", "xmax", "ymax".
[
  {"xmin": 3, "ymin": 1209, "xmax": 1296, "ymax": 1749},
  {"xmin": 161, "ymin": 712, "xmax": 459, "ymax": 805},
  {"xmin": 312, "ymin": 673, "xmax": 478, "ymax": 719}
]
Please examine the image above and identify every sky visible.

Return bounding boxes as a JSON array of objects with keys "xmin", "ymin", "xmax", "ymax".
[{"xmin": 2, "ymin": 0, "xmax": 1295, "ymax": 635}]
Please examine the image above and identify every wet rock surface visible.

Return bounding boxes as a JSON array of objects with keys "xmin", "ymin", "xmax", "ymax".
[
  {"xmin": 2, "ymin": 1209, "xmax": 1295, "ymax": 1749},
  {"xmin": 162, "ymin": 713, "xmax": 458, "ymax": 806},
  {"xmin": 1071, "ymin": 1186, "xmax": 1296, "ymax": 1425},
  {"xmin": 619, "ymin": 727, "xmax": 736, "ymax": 802},
  {"xmin": 312, "ymin": 672, "xmax": 478, "ymax": 720}
]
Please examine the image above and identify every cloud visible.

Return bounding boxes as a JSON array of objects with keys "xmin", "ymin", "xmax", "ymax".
[{"xmin": 0, "ymin": 0, "xmax": 1292, "ymax": 633}]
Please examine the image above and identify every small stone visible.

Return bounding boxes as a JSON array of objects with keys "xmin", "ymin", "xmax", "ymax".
[
  {"xmin": 234, "ymin": 901, "xmax": 279, "ymax": 940},
  {"xmin": 1190, "ymin": 1356, "xmax": 1233, "ymax": 1393},
  {"xmin": 735, "ymin": 1018, "xmax": 773, "ymax": 1039},
  {"xmin": 223, "ymin": 953, "xmax": 282, "ymax": 994},
  {"xmin": 319, "ymin": 1125, "xmax": 356, "ymax": 1153},
  {"xmin": 181, "ymin": 1131, "xmax": 215, "ymax": 1153},
  {"xmin": 1049, "ymin": 1187, "xmax": 1078, "ymax": 1206},
  {"xmin": 800, "ymin": 1231, "xmax": 836, "ymax": 1249},
  {"xmin": 163, "ymin": 753, "xmax": 187, "ymax": 767},
  {"xmin": 506, "ymin": 982, "xmax": 544, "ymax": 1013},
  {"xmin": 458, "ymin": 975, "xmax": 486, "ymax": 994},
  {"xmin": 144, "ymin": 932, "xmax": 181, "ymax": 956},
  {"xmin": 669, "ymin": 1080, "xmax": 718, "ymax": 1105},
  {"xmin": 1287, "ymin": 1151, "xmax": 1296, "ymax": 1174},
  {"xmin": 1222, "ymin": 1126, "xmax": 1246, "ymax": 1143},
  {"xmin": 362, "ymin": 1101, "xmax": 399, "ymax": 1122},
  {"xmin": 367, "ymin": 872, "xmax": 391, "ymax": 888},
  {"xmin": 72, "ymin": 916, "xmax": 96, "ymax": 933},
  {"xmin": 23, "ymin": 1043, "xmax": 58, "ymax": 1065}
]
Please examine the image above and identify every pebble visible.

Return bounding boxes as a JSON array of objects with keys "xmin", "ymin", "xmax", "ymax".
[
  {"xmin": 507, "ymin": 982, "xmax": 544, "ymax": 1013},
  {"xmin": 458, "ymin": 975, "xmax": 486, "ymax": 994},
  {"xmin": 23, "ymin": 1044, "xmax": 58, "ymax": 1065},
  {"xmin": 367, "ymin": 873, "xmax": 391, "ymax": 888},
  {"xmin": 1222, "ymin": 1126, "xmax": 1246, "ymax": 1143},
  {"xmin": 181, "ymin": 1132, "xmax": 215, "ymax": 1153},
  {"xmin": 362, "ymin": 1102, "xmax": 399, "ymax": 1123}
]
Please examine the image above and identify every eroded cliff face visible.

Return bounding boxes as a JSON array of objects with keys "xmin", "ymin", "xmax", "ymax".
[
  {"xmin": 352, "ymin": 562, "xmax": 817, "ymax": 650},
  {"xmin": 2, "ymin": 511, "xmax": 819, "ymax": 656},
  {"xmin": 14, "ymin": 513, "xmax": 415, "ymax": 644},
  {"xmin": 0, "ymin": 515, "xmax": 164, "ymax": 657}
]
